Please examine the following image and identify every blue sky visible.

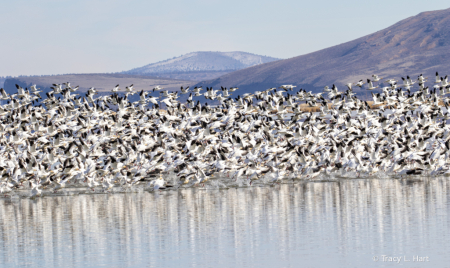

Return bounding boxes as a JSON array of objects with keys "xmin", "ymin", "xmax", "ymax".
[{"xmin": 1, "ymin": 0, "xmax": 449, "ymax": 76}]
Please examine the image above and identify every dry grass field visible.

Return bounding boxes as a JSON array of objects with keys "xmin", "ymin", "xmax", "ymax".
[{"xmin": 298, "ymin": 101, "xmax": 412, "ymax": 112}]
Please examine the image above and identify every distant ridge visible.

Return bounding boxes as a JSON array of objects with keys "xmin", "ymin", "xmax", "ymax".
[
  {"xmin": 0, "ymin": 78, "xmax": 6, "ymax": 89},
  {"xmin": 195, "ymin": 8, "xmax": 450, "ymax": 97},
  {"xmin": 123, "ymin": 51, "xmax": 280, "ymax": 81},
  {"xmin": 3, "ymin": 73, "xmax": 193, "ymax": 103}
]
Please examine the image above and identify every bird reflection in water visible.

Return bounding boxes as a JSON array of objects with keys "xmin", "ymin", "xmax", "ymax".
[{"xmin": 1, "ymin": 178, "xmax": 450, "ymax": 267}]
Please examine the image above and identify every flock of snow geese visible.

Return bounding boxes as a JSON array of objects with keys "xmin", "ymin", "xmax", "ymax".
[{"xmin": 1, "ymin": 71, "xmax": 450, "ymax": 197}]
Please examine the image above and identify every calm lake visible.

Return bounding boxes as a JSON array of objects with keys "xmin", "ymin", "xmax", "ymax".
[{"xmin": 1, "ymin": 178, "xmax": 449, "ymax": 267}]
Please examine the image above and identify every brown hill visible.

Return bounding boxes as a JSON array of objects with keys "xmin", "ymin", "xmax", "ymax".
[
  {"xmin": 196, "ymin": 8, "xmax": 450, "ymax": 96},
  {"xmin": 3, "ymin": 73, "xmax": 196, "ymax": 104},
  {"xmin": 4, "ymin": 73, "xmax": 193, "ymax": 93}
]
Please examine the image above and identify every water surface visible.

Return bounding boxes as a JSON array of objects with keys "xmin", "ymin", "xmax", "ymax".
[{"xmin": 1, "ymin": 178, "xmax": 449, "ymax": 267}]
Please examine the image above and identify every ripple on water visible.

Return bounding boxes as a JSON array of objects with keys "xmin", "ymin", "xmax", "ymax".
[{"xmin": 0, "ymin": 177, "xmax": 450, "ymax": 267}]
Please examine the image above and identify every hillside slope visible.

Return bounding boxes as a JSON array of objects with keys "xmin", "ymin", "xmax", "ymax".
[{"xmin": 196, "ymin": 8, "xmax": 450, "ymax": 97}]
